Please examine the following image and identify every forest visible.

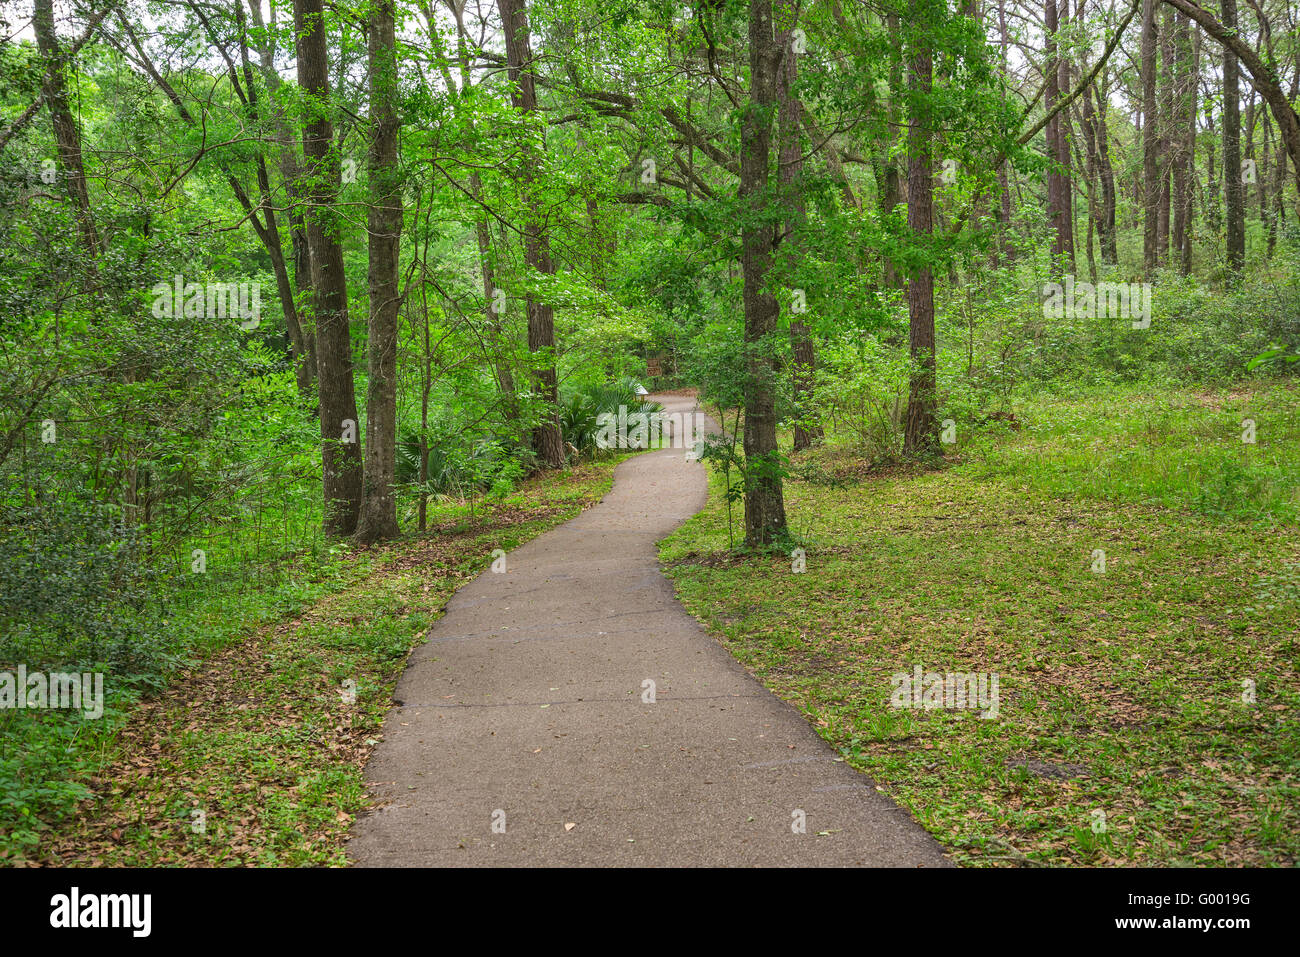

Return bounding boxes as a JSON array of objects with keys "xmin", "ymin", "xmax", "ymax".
[{"xmin": 1, "ymin": 0, "xmax": 1297, "ymax": 869}]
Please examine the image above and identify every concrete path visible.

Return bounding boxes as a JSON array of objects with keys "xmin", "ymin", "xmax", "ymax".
[{"xmin": 349, "ymin": 395, "xmax": 950, "ymax": 866}]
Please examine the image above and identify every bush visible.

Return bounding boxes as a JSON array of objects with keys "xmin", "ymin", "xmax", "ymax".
[
  {"xmin": 0, "ymin": 494, "xmax": 170, "ymax": 683},
  {"xmin": 1018, "ymin": 268, "xmax": 1300, "ymax": 384},
  {"xmin": 560, "ymin": 377, "xmax": 661, "ymax": 458},
  {"xmin": 814, "ymin": 335, "xmax": 909, "ymax": 460},
  {"xmin": 396, "ymin": 430, "xmax": 532, "ymax": 501}
]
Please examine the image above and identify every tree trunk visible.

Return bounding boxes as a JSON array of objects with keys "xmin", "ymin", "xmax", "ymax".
[
  {"xmin": 425, "ymin": 2, "xmax": 520, "ymax": 430},
  {"xmin": 1157, "ymin": 4, "xmax": 1175, "ymax": 263},
  {"xmin": 1269, "ymin": 135, "xmax": 1286, "ymax": 257},
  {"xmin": 33, "ymin": 0, "xmax": 99, "ymax": 262},
  {"xmin": 294, "ymin": 0, "xmax": 363, "ymax": 535},
  {"xmin": 246, "ymin": 0, "xmax": 316, "ymax": 397},
  {"xmin": 903, "ymin": 18, "xmax": 938, "ymax": 459},
  {"xmin": 1076, "ymin": 16, "xmax": 1114, "ymax": 270},
  {"xmin": 475, "ymin": 188, "xmax": 519, "ymax": 409},
  {"xmin": 1141, "ymin": 0, "xmax": 1161, "ymax": 272},
  {"xmin": 1056, "ymin": 0, "xmax": 1076, "ymax": 264},
  {"xmin": 739, "ymin": 0, "xmax": 788, "ymax": 546},
  {"xmin": 1161, "ymin": 0, "xmax": 1300, "ymax": 212},
  {"xmin": 356, "ymin": 0, "xmax": 404, "ymax": 543},
  {"xmin": 1222, "ymin": 0, "xmax": 1246, "ymax": 279},
  {"xmin": 777, "ymin": 11, "xmax": 822, "ymax": 452},
  {"xmin": 996, "ymin": 0, "xmax": 1014, "ymax": 263},
  {"xmin": 1173, "ymin": 10, "xmax": 1195, "ymax": 274},
  {"xmin": 1258, "ymin": 106, "xmax": 1270, "ymax": 236},
  {"xmin": 497, "ymin": 0, "xmax": 564, "ymax": 468},
  {"xmin": 1044, "ymin": 0, "xmax": 1074, "ymax": 271},
  {"xmin": 1088, "ymin": 80, "xmax": 1119, "ymax": 265},
  {"xmin": 879, "ymin": 12, "xmax": 905, "ymax": 290},
  {"xmin": 1074, "ymin": 94, "xmax": 1100, "ymax": 282}
]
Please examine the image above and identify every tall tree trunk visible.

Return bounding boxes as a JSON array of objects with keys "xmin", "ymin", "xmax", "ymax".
[
  {"xmin": 475, "ymin": 186, "xmax": 519, "ymax": 407},
  {"xmin": 294, "ymin": 0, "xmax": 363, "ymax": 535},
  {"xmin": 1268, "ymin": 132, "xmax": 1286, "ymax": 257},
  {"xmin": 1157, "ymin": 4, "xmax": 1175, "ymax": 262},
  {"xmin": 996, "ymin": 0, "xmax": 1014, "ymax": 263},
  {"xmin": 875, "ymin": 13, "xmax": 905, "ymax": 290},
  {"xmin": 1088, "ymin": 79, "xmax": 1119, "ymax": 265},
  {"xmin": 1173, "ymin": 9, "xmax": 1195, "ymax": 274},
  {"xmin": 356, "ymin": 0, "xmax": 404, "ymax": 543},
  {"xmin": 1185, "ymin": 22, "xmax": 1200, "ymax": 271},
  {"xmin": 1267, "ymin": 50, "xmax": 1292, "ymax": 259},
  {"xmin": 1056, "ymin": 0, "xmax": 1076, "ymax": 264},
  {"xmin": 903, "ymin": 15, "xmax": 938, "ymax": 459},
  {"xmin": 739, "ymin": 0, "xmax": 788, "ymax": 546},
  {"xmin": 1074, "ymin": 94, "xmax": 1101, "ymax": 281},
  {"xmin": 1141, "ymin": 0, "xmax": 1161, "ymax": 272},
  {"xmin": 123, "ymin": 7, "xmax": 311, "ymax": 398},
  {"xmin": 246, "ymin": 0, "xmax": 316, "ymax": 397},
  {"xmin": 230, "ymin": 2, "xmax": 314, "ymax": 401},
  {"xmin": 1258, "ymin": 106, "xmax": 1270, "ymax": 234},
  {"xmin": 1076, "ymin": 13, "xmax": 1114, "ymax": 270},
  {"xmin": 33, "ymin": 0, "xmax": 99, "ymax": 262},
  {"xmin": 1205, "ymin": 67, "xmax": 1221, "ymax": 234},
  {"xmin": 1162, "ymin": 0, "xmax": 1300, "ymax": 218},
  {"xmin": 777, "ymin": 10, "xmax": 822, "ymax": 452},
  {"xmin": 1044, "ymin": 0, "xmax": 1074, "ymax": 270},
  {"xmin": 1222, "ymin": 0, "xmax": 1246, "ymax": 279},
  {"xmin": 497, "ymin": 0, "xmax": 564, "ymax": 468},
  {"xmin": 426, "ymin": 1, "xmax": 521, "ymax": 426}
]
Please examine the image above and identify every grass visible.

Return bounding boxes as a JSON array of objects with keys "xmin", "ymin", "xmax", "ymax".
[
  {"xmin": 0, "ymin": 547, "xmax": 364, "ymax": 861},
  {"xmin": 660, "ymin": 378, "xmax": 1300, "ymax": 866},
  {"xmin": 8, "ymin": 456, "xmax": 626, "ymax": 866}
]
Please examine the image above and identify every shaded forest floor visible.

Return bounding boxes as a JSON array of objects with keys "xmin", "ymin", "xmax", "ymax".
[
  {"xmin": 15, "ymin": 458, "xmax": 625, "ymax": 866},
  {"xmin": 661, "ymin": 379, "xmax": 1300, "ymax": 866}
]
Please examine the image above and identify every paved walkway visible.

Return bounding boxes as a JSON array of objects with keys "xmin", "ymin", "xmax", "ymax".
[{"xmin": 349, "ymin": 395, "xmax": 950, "ymax": 866}]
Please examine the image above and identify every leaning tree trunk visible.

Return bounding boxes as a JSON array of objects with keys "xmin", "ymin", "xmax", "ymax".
[
  {"xmin": 294, "ymin": 0, "xmax": 363, "ymax": 535},
  {"xmin": 356, "ymin": 0, "xmax": 404, "ymax": 543},
  {"xmin": 497, "ymin": 0, "xmax": 564, "ymax": 468},
  {"xmin": 739, "ymin": 0, "xmax": 788, "ymax": 546}
]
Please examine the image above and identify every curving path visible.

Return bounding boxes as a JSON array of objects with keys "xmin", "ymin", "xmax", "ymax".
[{"xmin": 349, "ymin": 394, "xmax": 950, "ymax": 866}]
